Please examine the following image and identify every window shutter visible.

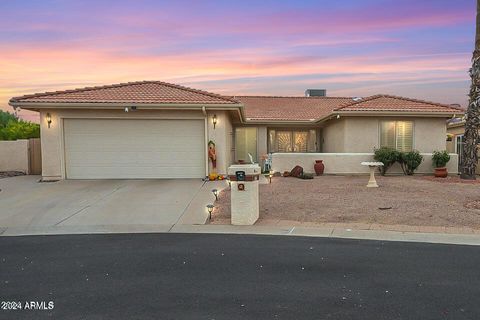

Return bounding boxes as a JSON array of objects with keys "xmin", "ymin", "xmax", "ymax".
[
  {"xmin": 396, "ymin": 121, "xmax": 413, "ymax": 152},
  {"xmin": 380, "ymin": 121, "xmax": 396, "ymax": 149}
]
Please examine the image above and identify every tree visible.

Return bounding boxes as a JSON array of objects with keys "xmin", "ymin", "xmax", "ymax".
[
  {"xmin": 461, "ymin": 0, "xmax": 480, "ymax": 180},
  {"xmin": 0, "ymin": 110, "xmax": 40, "ymax": 140}
]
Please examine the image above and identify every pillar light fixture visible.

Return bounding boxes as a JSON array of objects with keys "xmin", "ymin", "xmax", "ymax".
[
  {"xmin": 212, "ymin": 114, "xmax": 217, "ymax": 129},
  {"xmin": 212, "ymin": 189, "xmax": 218, "ymax": 201},
  {"xmin": 269, "ymin": 170, "xmax": 274, "ymax": 184},
  {"xmin": 206, "ymin": 204, "xmax": 214, "ymax": 220},
  {"xmin": 46, "ymin": 113, "xmax": 52, "ymax": 128}
]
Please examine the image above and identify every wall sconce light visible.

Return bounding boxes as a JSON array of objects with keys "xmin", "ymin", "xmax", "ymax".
[
  {"xmin": 211, "ymin": 189, "xmax": 218, "ymax": 201},
  {"xmin": 212, "ymin": 114, "xmax": 217, "ymax": 129},
  {"xmin": 46, "ymin": 113, "xmax": 52, "ymax": 128},
  {"xmin": 269, "ymin": 170, "xmax": 274, "ymax": 183},
  {"xmin": 206, "ymin": 204, "xmax": 214, "ymax": 220},
  {"xmin": 336, "ymin": 114, "xmax": 340, "ymax": 119}
]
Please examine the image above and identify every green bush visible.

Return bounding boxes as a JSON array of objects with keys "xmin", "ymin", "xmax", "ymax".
[
  {"xmin": 432, "ymin": 150, "xmax": 450, "ymax": 168},
  {"xmin": 398, "ymin": 150, "xmax": 423, "ymax": 175},
  {"xmin": 0, "ymin": 110, "xmax": 40, "ymax": 140},
  {"xmin": 0, "ymin": 110, "xmax": 17, "ymax": 127},
  {"xmin": 373, "ymin": 147, "xmax": 399, "ymax": 175}
]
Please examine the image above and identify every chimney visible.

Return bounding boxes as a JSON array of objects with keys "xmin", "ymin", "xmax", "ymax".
[{"xmin": 305, "ymin": 89, "xmax": 326, "ymax": 97}]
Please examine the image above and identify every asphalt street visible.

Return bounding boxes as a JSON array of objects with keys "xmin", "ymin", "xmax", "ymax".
[{"xmin": 1, "ymin": 233, "xmax": 479, "ymax": 319}]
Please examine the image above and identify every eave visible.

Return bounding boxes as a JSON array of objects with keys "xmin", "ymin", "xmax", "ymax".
[{"xmin": 9, "ymin": 101, "xmax": 247, "ymax": 122}]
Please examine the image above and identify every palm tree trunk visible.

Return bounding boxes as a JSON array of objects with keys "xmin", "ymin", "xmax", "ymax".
[{"xmin": 461, "ymin": 0, "xmax": 480, "ymax": 180}]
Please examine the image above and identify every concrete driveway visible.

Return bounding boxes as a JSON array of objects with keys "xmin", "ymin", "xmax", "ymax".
[{"xmin": 0, "ymin": 176, "xmax": 218, "ymax": 231}]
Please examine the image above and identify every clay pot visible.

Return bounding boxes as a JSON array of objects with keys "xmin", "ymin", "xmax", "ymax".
[
  {"xmin": 314, "ymin": 160, "xmax": 325, "ymax": 176},
  {"xmin": 237, "ymin": 160, "xmax": 246, "ymax": 164},
  {"xmin": 434, "ymin": 167, "xmax": 448, "ymax": 178}
]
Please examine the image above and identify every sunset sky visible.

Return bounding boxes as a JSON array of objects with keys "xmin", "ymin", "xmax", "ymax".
[{"xmin": 0, "ymin": 0, "xmax": 475, "ymax": 121}]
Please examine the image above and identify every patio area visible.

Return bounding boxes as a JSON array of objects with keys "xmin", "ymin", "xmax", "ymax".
[{"xmin": 212, "ymin": 175, "xmax": 480, "ymax": 230}]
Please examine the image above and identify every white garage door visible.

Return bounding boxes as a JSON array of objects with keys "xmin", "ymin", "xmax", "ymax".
[{"xmin": 64, "ymin": 119, "xmax": 205, "ymax": 179}]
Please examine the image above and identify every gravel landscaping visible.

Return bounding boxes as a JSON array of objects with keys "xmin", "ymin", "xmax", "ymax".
[{"xmin": 212, "ymin": 175, "xmax": 480, "ymax": 229}]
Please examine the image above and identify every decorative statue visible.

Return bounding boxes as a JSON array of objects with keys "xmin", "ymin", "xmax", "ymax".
[{"xmin": 208, "ymin": 140, "xmax": 217, "ymax": 170}]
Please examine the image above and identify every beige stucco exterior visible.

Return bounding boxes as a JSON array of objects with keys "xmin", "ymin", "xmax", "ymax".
[
  {"xmin": 0, "ymin": 139, "xmax": 30, "ymax": 173},
  {"xmin": 35, "ymin": 107, "xmax": 455, "ymax": 180},
  {"xmin": 320, "ymin": 116, "xmax": 447, "ymax": 153},
  {"xmin": 38, "ymin": 108, "xmax": 234, "ymax": 180}
]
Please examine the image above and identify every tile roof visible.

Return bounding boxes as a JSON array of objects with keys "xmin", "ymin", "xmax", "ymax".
[
  {"xmin": 9, "ymin": 81, "xmax": 239, "ymax": 105},
  {"xmin": 235, "ymin": 96, "xmax": 352, "ymax": 121},
  {"xmin": 10, "ymin": 81, "xmax": 463, "ymax": 122},
  {"xmin": 334, "ymin": 94, "xmax": 463, "ymax": 113}
]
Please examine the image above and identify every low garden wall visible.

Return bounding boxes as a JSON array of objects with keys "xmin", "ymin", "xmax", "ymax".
[
  {"xmin": 271, "ymin": 153, "xmax": 459, "ymax": 175},
  {"xmin": 0, "ymin": 139, "xmax": 30, "ymax": 173}
]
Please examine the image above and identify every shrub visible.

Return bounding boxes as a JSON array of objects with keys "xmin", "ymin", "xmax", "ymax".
[
  {"xmin": 0, "ymin": 111, "xmax": 40, "ymax": 140},
  {"xmin": 398, "ymin": 150, "xmax": 423, "ymax": 175},
  {"xmin": 432, "ymin": 150, "xmax": 450, "ymax": 168},
  {"xmin": 373, "ymin": 147, "xmax": 399, "ymax": 175}
]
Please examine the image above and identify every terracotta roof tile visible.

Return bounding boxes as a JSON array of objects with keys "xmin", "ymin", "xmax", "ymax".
[
  {"xmin": 10, "ymin": 81, "xmax": 239, "ymax": 105},
  {"xmin": 236, "ymin": 96, "xmax": 352, "ymax": 121},
  {"xmin": 334, "ymin": 94, "xmax": 462, "ymax": 113}
]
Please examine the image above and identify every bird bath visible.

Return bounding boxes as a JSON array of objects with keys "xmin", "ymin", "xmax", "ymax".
[{"xmin": 361, "ymin": 162, "xmax": 384, "ymax": 187}]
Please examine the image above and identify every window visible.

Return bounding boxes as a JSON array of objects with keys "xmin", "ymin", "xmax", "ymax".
[
  {"xmin": 379, "ymin": 121, "xmax": 413, "ymax": 152},
  {"xmin": 235, "ymin": 127, "xmax": 257, "ymax": 162},
  {"xmin": 268, "ymin": 129, "xmax": 317, "ymax": 153}
]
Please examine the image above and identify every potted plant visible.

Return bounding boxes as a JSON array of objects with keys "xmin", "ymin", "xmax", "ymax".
[{"xmin": 432, "ymin": 150, "xmax": 450, "ymax": 178}]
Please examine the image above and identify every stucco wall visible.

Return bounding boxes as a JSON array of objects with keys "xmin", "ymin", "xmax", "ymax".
[
  {"xmin": 271, "ymin": 152, "xmax": 458, "ymax": 175},
  {"xmin": 39, "ymin": 108, "xmax": 233, "ymax": 180},
  {"xmin": 322, "ymin": 117, "xmax": 448, "ymax": 153},
  {"xmin": 0, "ymin": 139, "xmax": 30, "ymax": 173},
  {"xmin": 257, "ymin": 126, "xmax": 268, "ymax": 159},
  {"xmin": 321, "ymin": 118, "xmax": 345, "ymax": 152},
  {"xmin": 206, "ymin": 110, "xmax": 233, "ymax": 175}
]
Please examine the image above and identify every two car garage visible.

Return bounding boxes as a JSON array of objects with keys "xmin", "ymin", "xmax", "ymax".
[{"xmin": 63, "ymin": 119, "xmax": 206, "ymax": 179}]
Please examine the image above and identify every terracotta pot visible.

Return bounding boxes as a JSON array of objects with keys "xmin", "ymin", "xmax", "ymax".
[
  {"xmin": 237, "ymin": 160, "xmax": 245, "ymax": 164},
  {"xmin": 314, "ymin": 160, "xmax": 325, "ymax": 176},
  {"xmin": 434, "ymin": 167, "xmax": 448, "ymax": 178}
]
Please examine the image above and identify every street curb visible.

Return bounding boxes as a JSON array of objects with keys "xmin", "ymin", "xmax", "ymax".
[{"xmin": 2, "ymin": 224, "xmax": 480, "ymax": 246}]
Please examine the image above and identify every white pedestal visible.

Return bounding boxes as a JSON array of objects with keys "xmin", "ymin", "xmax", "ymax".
[
  {"xmin": 228, "ymin": 164, "xmax": 261, "ymax": 225},
  {"xmin": 367, "ymin": 166, "xmax": 379, "ymax": 188}
]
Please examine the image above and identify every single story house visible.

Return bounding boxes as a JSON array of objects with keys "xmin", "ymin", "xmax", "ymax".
[
  {"xmin": 9, "ymin": 81, "xmax": 462, "ymax": 180},
  {"xmin": 446, "ymin": 118, "xmax": 480, "ymax": 174}
]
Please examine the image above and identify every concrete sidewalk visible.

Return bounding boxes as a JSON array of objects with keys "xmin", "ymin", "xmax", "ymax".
[{"xmin": 2, "ymin": 222, "xmax": 480, "ymax": 246}]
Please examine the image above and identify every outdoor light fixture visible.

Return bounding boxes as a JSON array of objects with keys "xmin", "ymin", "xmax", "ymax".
[
  {"xmin": 124, "ymin": 107, "xmax": 129, "ymax": 113},
  {"xmin": 206, "ymin": 204, "xmax": 214, "ymax": 220},
  {"xmin": 227, "ymin": 178, "xmax": 231, "ymax": 188},
  {"xmin": 46, "ymin": 113, "xmax": 52, "ymax": 128},
  {"xmin": 212, "ymin": 114, "xmax": 217, "ymax": 129},
  {"xmin": 212, "ymin": 189, "xmax": 218, "ymax": 201},
  {"xmin": 269, "ymin": 170, "xmax": 274, "ymax": 183},
  {"xmin": 336, "ymin": 114, "xmax": 340, "ymax": 119}
]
